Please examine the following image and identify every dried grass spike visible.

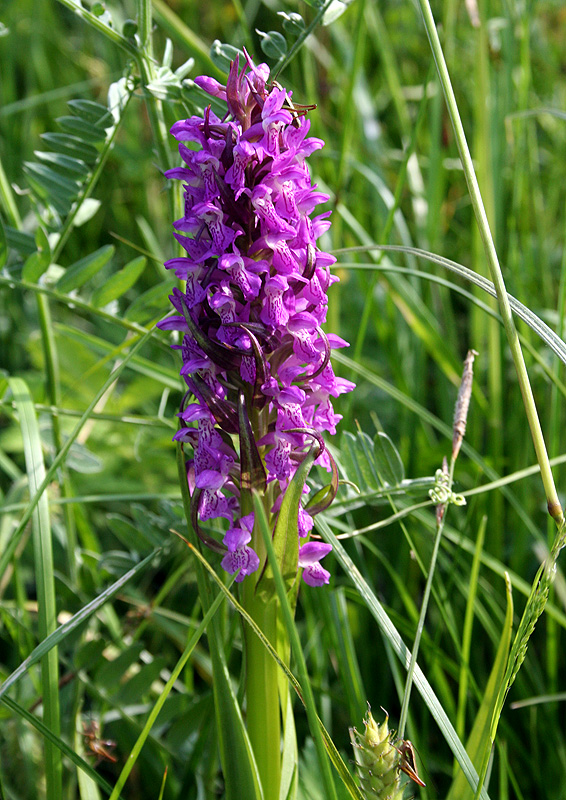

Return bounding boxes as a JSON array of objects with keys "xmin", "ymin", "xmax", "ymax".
[{"xmin": 452, "ymin": 349, "xmax": 478, "ymax": 460}]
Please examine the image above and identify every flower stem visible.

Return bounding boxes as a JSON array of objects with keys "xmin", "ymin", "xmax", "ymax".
[
  {"xmin": 417, "ymin": 0, "xmax": 564, "ymax": 528},
  {"xmin": 242, "ymin": 586, "xmax": 281, "ymax": 800}
]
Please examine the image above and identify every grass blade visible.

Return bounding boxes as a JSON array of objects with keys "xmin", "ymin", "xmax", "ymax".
[{"xmin": 8, "ymin": 377, "xmax": 62, "ymax": 799}]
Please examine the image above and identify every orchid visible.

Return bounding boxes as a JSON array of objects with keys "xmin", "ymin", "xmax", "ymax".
[{"xmin": 160, "ymin": 51, "xmax": 354, "ymax": 587}]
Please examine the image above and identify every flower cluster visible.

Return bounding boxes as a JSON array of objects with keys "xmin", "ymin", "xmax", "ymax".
[{"xmin": 159, "ymin": 53, "xmax": 354, "ymax": 586}]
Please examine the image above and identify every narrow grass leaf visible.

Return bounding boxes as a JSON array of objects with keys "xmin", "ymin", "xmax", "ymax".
[
  {"xmin": 8, "ymin": 377, "xmax": 62, "ymax": 799},
  {"xmin": 446, "ymin": 574, "xmax": 513, "ymax": 800},
  {"xmin": 0, "ymin": 217, "xmax": 7, "ymax": 267}
]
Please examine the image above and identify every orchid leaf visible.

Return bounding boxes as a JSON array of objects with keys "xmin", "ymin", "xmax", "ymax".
[{"xmin": 256, "ymin": 445, "xmax": 319, "ymax": 601}]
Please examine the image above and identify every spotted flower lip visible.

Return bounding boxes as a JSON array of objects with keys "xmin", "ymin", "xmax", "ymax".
[{"xmin": 160, "ymin": 51, "xmax": 354, "ymax": 586}]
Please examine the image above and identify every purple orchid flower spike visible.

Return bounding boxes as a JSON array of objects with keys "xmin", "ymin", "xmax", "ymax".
[{"xmin": 160, "ymin": 53, "xmax": 354, "ymax": 587}]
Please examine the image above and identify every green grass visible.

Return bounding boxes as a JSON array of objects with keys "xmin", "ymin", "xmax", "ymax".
[{"xmin": 1, "ymin": 0, "xmax": 566, "ymax": 798}]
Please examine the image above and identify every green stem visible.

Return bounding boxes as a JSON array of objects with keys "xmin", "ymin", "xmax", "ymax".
[
  {"xmin": 417, "ymin": 0, "xmax": 564, "ymax": 527},
  {"xmin": 242, "ymin": 588, "xmax": 281, "ymax": 800}
]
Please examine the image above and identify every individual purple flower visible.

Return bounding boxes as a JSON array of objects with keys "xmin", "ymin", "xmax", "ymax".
[
  {"xmin": 160, "ymin": 51, "xmax": 354, "ymax": 587},
  {"xmin": 221, "ymin": 513, "xmax": 260, "ymax": 582},
  {"xmin": 298, "ymin": 542, "xmax": 332, "ymax": 587}
]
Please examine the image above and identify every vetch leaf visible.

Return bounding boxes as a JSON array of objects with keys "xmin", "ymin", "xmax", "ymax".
[
  {"xmin": 67, "ymin": 99, "xmax": 113, "ymax": 127},
  {"xmin": 373, "ymin": 431, "xmax": 404, "ymax": 486},
  {"xmin": 341, "ymin": 431, "xmax": 380, "ymax": 493},
  {"xmin": 91, "ymin": 255, "xmax": 146, "ymax": 307},
  {"xmin": 4, "ymin": 226, "xmax": 35, "ymax": 256},
  {"xmin": 55, "ymin": 245, "xmax": 115, "ymax": 293},
  {"xmin": 56, "ymin": 115, "xmax": 107, "ymax": 143},
  {"xmin": 40, "ymin": 132, "xmax": 99, "ymax": 162},
  {"xmin": 256, "ymin": 29, "xmax": 288, "ymax": 60},
  {"xmin": 35, "ymin": 150, "xmax": 90, "ymax": 178},
  {"xmin": 277, "ymin": 11, "xmax": 306, "ymax": 35},
  {"xmin": 24, "ymin": 161, "xmax": 80, "ymax": 200},
  {"xmin": 210, "ymin": 39, "xmax": 243, "ymax": 72},
  {"xmin": 125, "ymin": 279, "xmax": 175, "ymax": 322},
  {"xmin": 22, "ymin": 226, "xmax": 51, "ymax": 282}
]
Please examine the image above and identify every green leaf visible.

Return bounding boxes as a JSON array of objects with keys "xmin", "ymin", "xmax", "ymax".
[
  {"xmin": 1, "ymin": 695, "xmax": 115, "ymax": 799},
  {"xmin": 210, "ymin": 39, "xmax": 243, "ymax": 72},
  {"xmin": 22, "ymin": 227, "xmax": 51, "ymax": 282},
  {"xmin": 107, "ymin": 513, "xmax": 155, "ymax": 553},
  {"xmin": 40, "ymin": 132, "xmax": 99, "ymax": 162},
  {"xmin": 257, "ymin": 445, "xmax": 319, "ymax": 601},
  {"xmin": 8, "ymin": 377, "xmax": 62, "ymax": 797},
  {"xmin": 256, "ymin": 29, "xmax": 288, "ymax": 59},
  {"xmin": 0, "ymin": 217, "xmax": 7, "ymax": 268},
  {"xmin": 55, "ymin": 245, "xmax": 115, "ymax": 293},
  {"xmin": 56, "ymin": 115, "xmax": 107, "ymax": 143},
  {"xmin": 322, "ymin": 0, "xmax": 354, "ymax": 24},
  {"xmin": 67, "ymin": 99, "xmax": 113, "ymax": 127},
  {"xmin": 124, "ymin": 279, "xmax": 175, "ymax": 322},
  {"xmin": 24, "ymin": 162, "xmax": 79, "ymax": 200},
  {"xmin": 277, "ymin": 11, "xmax": 306, "ymax": 35},
  {"xmin": 91, "ymin": 255, "xmax": 146, "ymax": 307},
  {"xmin": 107, "ymin": 576, "xmax": 228, "ymax": 800},
  {"xmin": 35, "ymin": 150, "xmax": 90, "ymax": 177},
  {"xmin": 175, "ymin": 444, "xmax": 263, "ymax": 800},
  {"xmin": 446, "ymin": 576, "xmax": 513, "ymax": 800},
  {"xmin": 373, "ymin": 431, "xmax": 404, "ymax": 485},
  {"xmin": 117, "ymin": 659, "xmax": 166, "ymax": 705},
  {"xmin": 4, "ymin": 226, "xmax": 35, "ymax": 256},
  {"xmin": 341, "ymin": 431, "xmax": 380, "ymax": 493}
]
